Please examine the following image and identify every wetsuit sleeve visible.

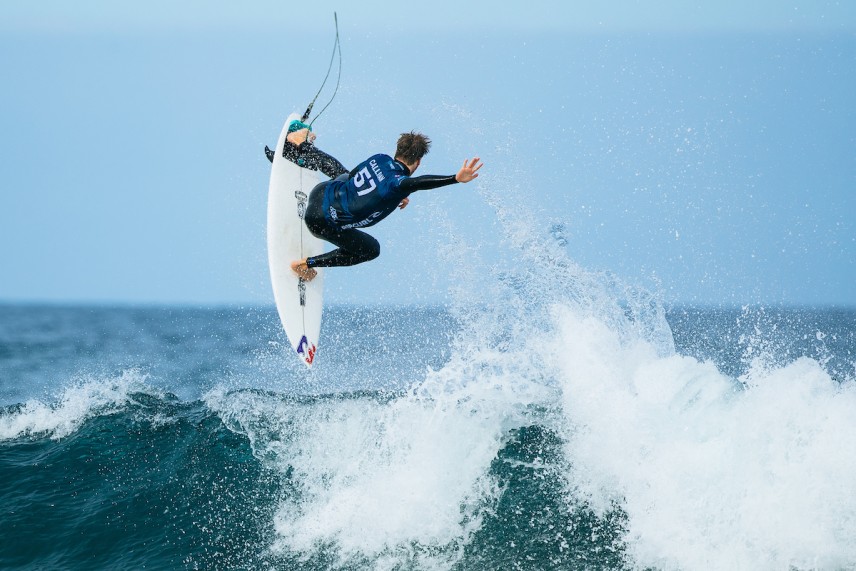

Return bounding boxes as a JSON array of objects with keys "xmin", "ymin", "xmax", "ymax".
[
  {"xmin": 283, "ymin": 142, "xmax": 348, "ymax": 179},
  {"xmin": 398, "ymin": 174, "xmax": 458, "ymax": 193}
]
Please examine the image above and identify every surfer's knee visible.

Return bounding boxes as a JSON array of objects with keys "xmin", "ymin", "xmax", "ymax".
[
  {"xmin": 363, "ymin": 239, "xmax": 380, "ymax": 262},
  {"xmin": 356, "ymin": 235, "xmax": 380, "ymax": 262}
]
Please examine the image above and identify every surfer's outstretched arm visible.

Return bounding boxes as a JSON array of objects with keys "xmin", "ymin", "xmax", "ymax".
[{"xmin": 398, "ymin": 157, "xmax": 483, "ymax": 193}]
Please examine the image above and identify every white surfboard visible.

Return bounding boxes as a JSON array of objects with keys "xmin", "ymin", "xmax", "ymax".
[{"xmin": 267, "ymin": 113, "xmax": 326, "ymax": 367}]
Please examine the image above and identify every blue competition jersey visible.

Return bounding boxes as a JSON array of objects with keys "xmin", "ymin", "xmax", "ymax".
[{"xmin": 322, "ymin": 154, "xmax": 410, "ymax": 230}]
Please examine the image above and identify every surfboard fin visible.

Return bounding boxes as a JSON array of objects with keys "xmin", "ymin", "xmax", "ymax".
[{"xmin": 264, "ymin": 145, "xmax": 275, "ymax": 163}]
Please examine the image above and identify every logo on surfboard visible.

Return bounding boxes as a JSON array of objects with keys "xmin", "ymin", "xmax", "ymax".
[
  {"xmin": 296, "ymin": 335, "xmax": 316, "ymax": 365},
  {"xmin": 295, "ymin": 190, "xmax": 308, "ymax": 219},
  {"xmin": 298, "ymin": 278, "xmax": 307, "ymax": 307}
]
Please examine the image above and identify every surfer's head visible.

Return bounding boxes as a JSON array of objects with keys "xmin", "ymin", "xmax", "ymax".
[{"xmin": 395, "ymin": 131, "xmax": 431, "ymax": 174}]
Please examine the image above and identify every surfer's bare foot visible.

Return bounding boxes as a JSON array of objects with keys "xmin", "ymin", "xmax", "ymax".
[
  {"xmin": 291, "ymin": 259, "xmax": 317, "ymax": 281},
  {"xmin": 287, "ymin": 128, "xmax": 315, "ymax": 146}
]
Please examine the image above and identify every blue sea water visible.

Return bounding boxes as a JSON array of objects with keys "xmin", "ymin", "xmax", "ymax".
[{"xmin": 1, "ymin": 290, "xmax": 854, "ymax": 571}]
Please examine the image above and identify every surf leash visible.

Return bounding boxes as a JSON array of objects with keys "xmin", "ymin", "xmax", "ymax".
[{"xmin": 301, "ymin": 12, "xmax": 342, "ymax": 126}]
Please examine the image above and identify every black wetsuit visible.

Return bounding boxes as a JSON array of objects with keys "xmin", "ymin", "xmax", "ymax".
[
  {"xmin": 304, "ymin": 154, "xmax": 458, "ymax": 268},
  {"xmin": 264, "ymin": 120, "xmax": 348, "ymax": 180},
  {"xmin": 282, "ymin": 140, "xmax": 348, "ymax": 180}
]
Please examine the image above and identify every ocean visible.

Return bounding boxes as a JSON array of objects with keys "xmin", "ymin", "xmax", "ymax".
[{"xmin": 2, "ymin": 266, "xmax": 855, "ymax": 569}]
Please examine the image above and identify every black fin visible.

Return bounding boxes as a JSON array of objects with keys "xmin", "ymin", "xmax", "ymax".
[{"xmin": 264, "ymin": 145, "xmax": 274, "ymax": 163}]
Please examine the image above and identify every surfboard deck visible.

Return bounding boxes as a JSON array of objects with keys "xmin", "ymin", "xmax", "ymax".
[{"xmin": 267, "ymin": 113, "xmax": 326, "ymax": 367}]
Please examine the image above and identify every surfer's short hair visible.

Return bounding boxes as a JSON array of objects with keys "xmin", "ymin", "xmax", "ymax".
[{"xmin": 395, "ymin": 132, "xmax": 431, "ymax": 164}]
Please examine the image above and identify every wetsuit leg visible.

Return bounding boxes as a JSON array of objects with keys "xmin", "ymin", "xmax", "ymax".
[
  {"xmin": 283, "ymin": 142, "xmax": 348, "ymax": 179},
  {"xmin": 306, "ymin": 228, "xmax": 380, "ymax": 268},
  {"xmin": 302, "ymin": 181, "xmax": 380, "ymax": 268}
]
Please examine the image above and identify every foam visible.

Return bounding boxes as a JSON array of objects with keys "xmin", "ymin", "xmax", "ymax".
[
  {"xmin": 0, "ymin": 369, "xmax": 152, "ymax": 440},
  {"xmin": 207, "ymin": 369, "xmax": 556, "ymax": 567},
  {"xmin": 449, "ymin": 159, "xmax": 856, "ymax": 568},
  {"xmin": 458, "ymin": 154, "xmax": 856, "ymax": 568},
  {"xmin": 551, "ymin": 305, "xmax": 856, "ymax": 570}
]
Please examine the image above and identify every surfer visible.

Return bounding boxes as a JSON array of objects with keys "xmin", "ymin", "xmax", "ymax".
[{"xmin": 290, "ymin": 131, "xmax": 482, "ymax": 281}]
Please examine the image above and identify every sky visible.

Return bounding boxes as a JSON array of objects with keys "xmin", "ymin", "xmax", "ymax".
[{"xmin": 1, "ymin": 1, "xmax": 854, "ymax": 307}]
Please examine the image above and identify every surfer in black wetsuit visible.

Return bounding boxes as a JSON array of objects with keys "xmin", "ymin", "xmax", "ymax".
[{"xmin": 289, "ymin": 131, "xmax": 482, "ymax": 281}]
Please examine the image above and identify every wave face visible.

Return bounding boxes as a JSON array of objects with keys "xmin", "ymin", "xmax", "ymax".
[{"xmin": 0, "ymin": 379, "xmax": 277, "ymax": 570}]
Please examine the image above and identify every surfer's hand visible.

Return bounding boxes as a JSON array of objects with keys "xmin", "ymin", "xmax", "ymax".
[
  {"xmin": 398, "ymin": 197, "xmax": 410, "ymax": 210},
  {"xmin": 455, "ymin": 158, "xmax": 483, "ymax": 183}
]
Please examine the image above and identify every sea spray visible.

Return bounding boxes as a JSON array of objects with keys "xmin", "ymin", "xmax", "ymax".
[
  {"xmin": 206, "ymin": 385, "xmax": 537, "ymax": 568},
  {"xmin": 550, "ymin": 304, "xmax": 856, "ymax": 570},
  {"xmin": 437, "ymin": 160, "xmax": 856, "ymax": 569},
  {"xmin": 205, "ymin": 209, "xmax": 587, "ymax": 566}
]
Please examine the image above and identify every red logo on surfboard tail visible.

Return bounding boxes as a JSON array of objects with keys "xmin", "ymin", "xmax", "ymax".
[{"xmin": 296, "ymin": 335, "xmax": 317, "ymax": 365}]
